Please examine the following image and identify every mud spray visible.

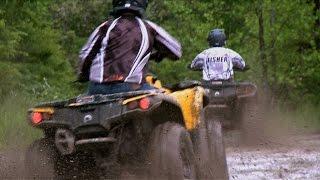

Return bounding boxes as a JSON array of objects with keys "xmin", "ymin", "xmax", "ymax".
[{"xmin": 225, "ymin": 102, "xmax": 320, "ymax": 179}]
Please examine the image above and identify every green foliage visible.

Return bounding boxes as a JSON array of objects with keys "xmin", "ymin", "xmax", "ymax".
[
  {"xmin": 0, "ymin": 0, "xmax": 80, "ymax": 148},
  {"xmin": 0, "ymin": 0, "xmax": 78, "ymax": 101},
  {"xmin": 0, "ymin": 0, "xmax": 318, "ymax": 103},
  {"xmin": 50, "ymin": 0, "xmax": 113, "ymax": 66},
  {"xmin": 0, "ymin": 62, "xmax": 22, "ymax": 101},
  {"xmin": 146, "ymin": 0, "xmax": 320, "ymax": 104},
  {"xmin": 0, "ymin": 18, "xmax": 25, "ymax": 60}
]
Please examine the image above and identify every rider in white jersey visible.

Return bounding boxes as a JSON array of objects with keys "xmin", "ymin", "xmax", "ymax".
[{"xmin": 190, "ymin": 29, "xmax": 245, "ymax": 81}]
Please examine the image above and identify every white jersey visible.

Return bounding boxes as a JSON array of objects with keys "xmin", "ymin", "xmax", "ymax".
[{"xmin": 190, "ymin": 47, "xmax": 245, "ymax": 81}]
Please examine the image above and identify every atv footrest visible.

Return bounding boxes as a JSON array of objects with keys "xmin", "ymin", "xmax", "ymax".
[{"xmin": 75, "ymin": 137, "xmax": 117, "ymax": 145}]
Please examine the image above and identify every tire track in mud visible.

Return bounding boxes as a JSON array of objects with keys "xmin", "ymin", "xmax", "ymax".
[{"xmin": 226, "ymin": 134, "xmax": 320, "ymax": 180}]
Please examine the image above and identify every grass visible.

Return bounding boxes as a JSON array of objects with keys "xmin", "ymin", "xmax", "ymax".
[{"xmin": 0, "ymin": 93, "xmax": 41, "ymax": 149}]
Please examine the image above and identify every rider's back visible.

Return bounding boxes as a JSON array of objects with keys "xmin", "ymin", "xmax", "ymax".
[
  {"xmin": 190, "ymin": 29, "xmax": 245, "ymax": 81},
  {"xmin": 198, "ymin": 47, "xmax": 245, "ymax": 81}
]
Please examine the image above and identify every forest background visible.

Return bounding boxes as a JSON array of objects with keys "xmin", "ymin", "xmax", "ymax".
[{"xmin": 0, "ymin": 0, "xmax": 319, "ymax": 147}]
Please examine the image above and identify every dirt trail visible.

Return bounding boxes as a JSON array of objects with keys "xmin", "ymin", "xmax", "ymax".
[{"xmin": 226, "ymin": 133, "xmax": 320, "ymax": 180}]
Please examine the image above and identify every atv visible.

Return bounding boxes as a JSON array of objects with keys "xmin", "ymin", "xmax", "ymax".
[
  {"xmin": 202, "ymin": 80, "xmax": 258, "ymax": 135},
  {"xmin": 189, "ymin": 67, "xmax": 259, "ymax": 141},
  {"xmin": 25, "ymin": 76, "xmax": 229, "ymax": 179}
]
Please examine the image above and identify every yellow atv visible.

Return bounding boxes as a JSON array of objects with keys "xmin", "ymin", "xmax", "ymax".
[{"xmin": 25, "ymin": 76, "xmax": 228, "ymax": 179}]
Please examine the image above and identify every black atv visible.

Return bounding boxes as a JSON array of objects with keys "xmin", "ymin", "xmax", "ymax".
[
  {"xmin": 189, "ymin": 67, "xmax": 259, "ymax": 143},
  {"xmin": 202, "ymin": 80, "xmax": 258, "ymax": 132},
  {"xmin": 25, "ymin": 78, "xmax": 229, "ymax": 179}
]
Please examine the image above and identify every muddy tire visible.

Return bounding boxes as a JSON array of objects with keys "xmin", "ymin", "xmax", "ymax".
[
  {"xmin": 193, "ymin": 114, "xmax": 228, "ymax": 180},
  {"xmin": 206, "ymin": 116, "xmax": 229, "ymax": 179},
  {"xmin": 148, "ymin": 122, "xmax": 197, "ymax": 180},
  {"xmin": 25, "ymin": 138, "xmax": 56, "ymax": 179},
  {"xmin": 193, "ymin": 113, "xmax": 228, "ymax": 180},
  {"xmin": 192, "ymin": 116, "xmax": 212, "ymax": 179}
]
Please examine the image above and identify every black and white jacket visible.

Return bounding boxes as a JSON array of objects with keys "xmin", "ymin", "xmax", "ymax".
[{"xmin": 79, "ymin": 14, "xmax": 182, "ymax": 84}]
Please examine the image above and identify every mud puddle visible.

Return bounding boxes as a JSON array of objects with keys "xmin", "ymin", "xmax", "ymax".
[{"xmin": 226, "ymin": 133, "xmax": 320, "ymax": 180}]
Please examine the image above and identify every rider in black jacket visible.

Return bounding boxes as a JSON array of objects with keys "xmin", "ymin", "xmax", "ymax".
[{"xmin": 79, "ymin": 0, "xmax": 182, "ymax": 95}]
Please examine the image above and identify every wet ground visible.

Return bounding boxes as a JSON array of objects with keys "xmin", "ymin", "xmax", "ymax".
[
  {"xmin": 226, "ymin": 133, "xmax": 320, "ymax": 180},
  {"xmin": 1, "ymin": 133, "xmax": 320, "ymax": 179},
  {"xmin": 0, "ymin": 149, "xmax": 25, "ymax": 179}
]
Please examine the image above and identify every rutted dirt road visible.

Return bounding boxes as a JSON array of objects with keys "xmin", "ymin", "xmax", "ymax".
[{"xmin": 226, "ymin": 133, "xmax": 320, "ymax": 180}]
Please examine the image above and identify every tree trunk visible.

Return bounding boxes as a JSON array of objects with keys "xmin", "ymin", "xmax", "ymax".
[
  {"xmin": 314, "ymin": 0, "xmax": 320, "ymax": 50},
  {"xmin": 270, "ymin": 0, "xmax": 277, "ymax": 102},
  {"xmin": 256, "ymin": 0, "xmax": 270, "ymax": 100}
]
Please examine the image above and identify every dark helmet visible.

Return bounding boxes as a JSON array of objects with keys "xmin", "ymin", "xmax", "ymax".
[
  {"xmin": 207, "ymin": 29, "xmax": 227, "ymax": 47},
  {"xmin": 112, "ymin": 0, "xmax": 148, "ymax": 17}
]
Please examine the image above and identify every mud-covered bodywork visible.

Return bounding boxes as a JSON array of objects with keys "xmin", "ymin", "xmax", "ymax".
[
  {"xmin": 29, "ymin": 91, "xmax": 157, "ymax": 151},
  {"xmin": 27, "ymin": 87, "xmax": 204, "ymax": 154},
  {"xmin": 202, "ymin": 81, "xmax": 257, "ymax": 129}
]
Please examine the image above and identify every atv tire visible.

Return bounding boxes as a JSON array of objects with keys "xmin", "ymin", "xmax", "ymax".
[
  {"xmin": 206, "ymin": 116, "xmax": 229, "ymax": 179},
  {"xmin": 148, "ymin": 122, "xmax": 197, "ymax": 180},
  {"xmin": 192, "ymin": 115, "xmax": 212, "ymax": 179},
  {"xmin": 193, "ymin": 113, "xmax": 229, "ymax": 180}
]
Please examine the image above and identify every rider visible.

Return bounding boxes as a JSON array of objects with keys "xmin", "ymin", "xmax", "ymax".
[
  {"xmin": 78, "ymin": 0, "xmax": 182, "ymax": 95},
  {"xmin": 190, "ymin": 29, "xmax": 245, "ymax": 82}
]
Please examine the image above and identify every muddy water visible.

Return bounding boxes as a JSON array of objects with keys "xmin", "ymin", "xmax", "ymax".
[{"xmin": 226, "ymin": 133, "xmax": 320, "ymax": 180}]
